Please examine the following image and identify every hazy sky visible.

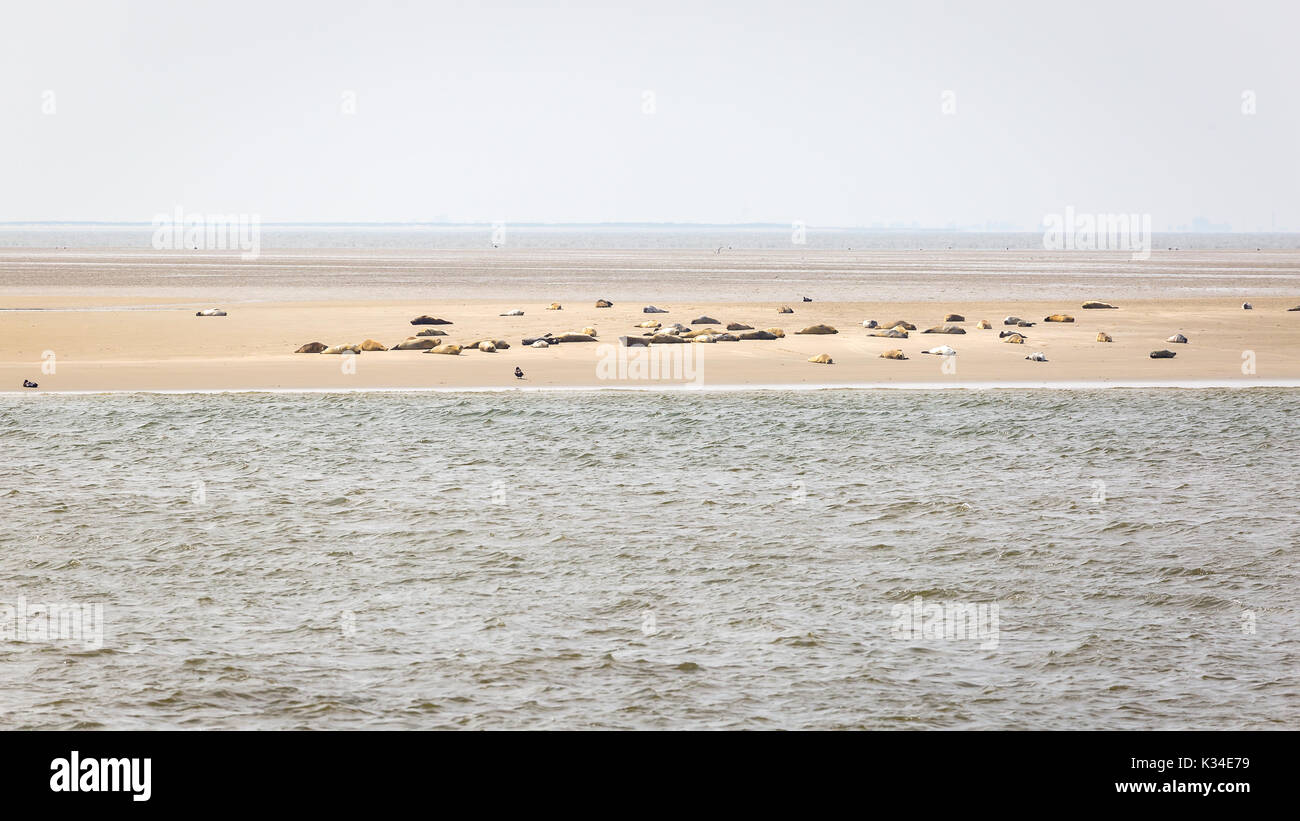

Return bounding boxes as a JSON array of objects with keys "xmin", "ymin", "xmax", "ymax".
[{"xmin": 4, "ymin": 0, "xmax": 1298, "ymax": 229}]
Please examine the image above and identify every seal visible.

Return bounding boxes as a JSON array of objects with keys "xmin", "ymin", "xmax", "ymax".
[
  {"xmin": 921, "ymin": 345, "xmax": 956, "ymax": 356},
  {"xmin": 726, "ymin": 322, "xmax": 753, "ymax": 331},
  {"xmin": 359, "ymin": 339, "xmax": 388, "ymax": 351},
  {"xmin": 500, "ymin": 309, "xmax": 525, "ymax": 316},
  {"xmin": 796, "ymin": 324, "xmax": 837, "ymax": 334},
  {"xmin": 1045, "ymin": 314, "xmax": 1075, "ymax": 323},
  {"xmin": 1025, "ymin": 351, "xmax": 1048, "ymax": 361},
  {"xmin": 294, "ymin": 342, "xmax": 328, "ymax": 353},
  {"xmin": 1081, "ymin": 301, "xmax": 1118, "ymax": 309},
  {"xmin": 1003, "ymin": 333, "xmax": 1025, "ymax": 344},
  {"xmin": 778, "ymin": 306, "xmax": 794, "ymax": 313},
  {"xmin": 879, "ymin": 349, "xmax": 907, "ymax": 360},
  {"xmin": 321, "ymin": 344, "xmax": 361, "ymax": 355},
  {"xmin": 1167, "ymin": 333, "xmax": 1188, "ymax": 343},
  {"xmin": 943, "ymin": 313, "xmax": 965, "ymax": 322},
  {"xmin": 862, "ymin": 320, "xmax": 878, "ymax": 328},
  {"xmin": 195, "ymin": 308, "xmax": 227, "ymax": 317},
  {"xmin": 807, "ymin": 353, "xmax": 832, "ymax": 363},
  {"xmin": 1096, "ymin": 332, "xmax": 1113, "ymax": 342},
  {"xmin": 1150, "ymin": 349, "xmax": 1176, "ymax": 358},
  {"xmin": 595, "ymin": 299, "xmax": 613, "ymax": 308},
  {"xmin": 922, "ymin": 324, "xmax": 965, "ymax": 334},
  {"xmin": 975, "ymin": 320, "xmax": 992, "ymax": 329},
  {"xmin": 691, "ymin": 315, "xmax": 720, "ymax": 325},
  {"xmin": 642, "ymin": 305, "xmax": 668, "ymax": 313},
  {"xmin": 391, "ymin": 336, "xmax": 440, "ymax": 350},
  {"xmin": 410, "ymin": 315, "xmax": 452, "ymax": 325}
]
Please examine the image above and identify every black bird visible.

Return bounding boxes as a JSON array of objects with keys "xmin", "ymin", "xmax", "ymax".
[
  {"xmin": 802, "ymin": 296, "xmax": 813, "ymax": 302},
  {"xmin": 22, "ymin": 379, "xmax": 38, "ymax": 388},
  {"xmin": 514, "ymin": 367, "xmax": 524, "ymax": 379}
]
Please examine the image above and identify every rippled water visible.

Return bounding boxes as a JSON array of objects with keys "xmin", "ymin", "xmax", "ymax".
[{"xmin": 1, "ymin": 389, "xmax": 1297, "ymax": 729}]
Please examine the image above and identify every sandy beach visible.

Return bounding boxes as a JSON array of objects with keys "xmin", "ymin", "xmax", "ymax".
[{"xmin": 3, "ymin": 249, "xmax": 1299, "ymax": 392}]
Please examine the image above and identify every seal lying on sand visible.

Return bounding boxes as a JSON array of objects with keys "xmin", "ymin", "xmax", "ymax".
[
  {"xmin": 726, "ymin": 322, "xmax": 753, "ymax": 331},
  {"xmin": 532, "ymin": 339, "xmax": 550, "ymax": 348},
  {"xmin": 738, "ymin": 330, "xmax": 779, "ymax": 340},
  {"xmin": 886, "ymin": 320, "xmax": 916, "ymax": 331},
  {"xmin": 595, "ymin": 299, "xmax": 613, "ymax": 308},
  {"xmin": 642, "ymin": 305, "xmax": 668, "ymax": 313},
  {"xmin": 1096, "ymin": 332, "xmax": 1113, "ymax": 342},
  {"xmin": 796, "ymin": 324, "xmax": 837, "ymax": 334},
  {"xmin": 879, "ymin": 349, "xmax": 907, "ymax": 360},
  {"xmin": 975, "ymin": 320, "xmax": 992, "ymax": 329},
  {"xmin": 410, "ymin": 316, "xmax": 452, "ymax": 325},
  {"xmin": 1025, "ymin": 351, "xmax": 1048, "ymax": 361},
  {"xmin": 426, "ymin": 344, "xmax": 462, "ymax": 355},
  {"xmin": 778, "ymin": 306, "xmax": 794, "ymax": 313},
  {"xmin": 295, "ymin": 342, "xmax": 328, "ymax": 353},
  {"xmin": 649, "ymin": 333, "xmax": 687, "ymax": 344},
  {"xmin": 321, "ymin": 344, "xmax": 361, "ymax": 354},
  {"xmin": 1150, "ymin": 349, "xmax": 1176, "ymax": 358},
  {"xmin": 359, "ymin": 339, "xmax": 388, "ymax": 351},
  {"xmin": 921, "ymin": 345, "xmax": 956, "ymax": 356},
  {"xmin": 1045, "ymin": 314, "xmax": 1075, "ymax": 323},
  {"xmin": 922, "ymin": 324, "xmax": 965, "ymax": 334},
  {"xmin": 807, "ymin": 353, "xmax": 832, "ymax": 364},
  {"xmin": 862, "ymin": 320, "xmax": 878, "ymax": 328},
  {"xmin": 1004, "ymin": 316, "xmax": 1023, "ymax": 325},
  {"xmin": 391, "ymin": 336, "xmax": 440, "ymax": 350},
  {"xmin": 478, "ymin": 341, "xmax": 497, "ymax": 352},
  {"xmin": 691, "ymin": 315, "xmax": 720, "ymax": 325},
  {"xmin": 999, "ymin": 330, "xmax": 1026, "ymax": 338},
  {"xmin": 637, "ymin": 320, "xmax": 661, "ymax": 328},
  {"xmin": 1082, "ymin": 301, "xmax": 1118, "ymax": 309},
  {"xmin": 1003, "ymin": 333, "xmax": 1025, "ymax": 344},
  {"xmin": 416, "ymin": 329, "xmax": 446, "ymax": 336},
  {"xmin": 500, "ymin": 309, "xmax": 525, "ymax": 316},
  {"xmin": 1289, "ymin": 306, "xmax": 1300, "ymax": 311},
  {"xmin": 547, "ymin": 303, "xmax": 563, "ymax": 310},
  {"xmin": 871, "ymin": 328, "xmax": 908, "ymax": 338},
  {"xmin": 764, "ymin": 328, "xmax": 786, "ymax": 338},
  {"xmin": 1167, "ymin": 333, "xmax": 1188, "ymax": 343},
  {"xmin": 944, "ymin": 313, "xmax": 965, "ymax": 322},
  {"xmin": 1242, "ymin": 303, "xmax": 1252, "ymax": 310},
  {"xmin": 195, "ymin": 308, "xmax": 227, "ymax": 317}
]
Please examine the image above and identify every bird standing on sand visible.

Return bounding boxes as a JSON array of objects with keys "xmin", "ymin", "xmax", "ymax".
[{"xmin": 514, "ymin": 367, "xmax": 524, "ymax": 379}]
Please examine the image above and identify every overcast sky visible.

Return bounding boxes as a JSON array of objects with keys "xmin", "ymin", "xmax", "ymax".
[{"xmin": 4, "ymin": 0, "xmax": 1298, "ymax": 230}]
